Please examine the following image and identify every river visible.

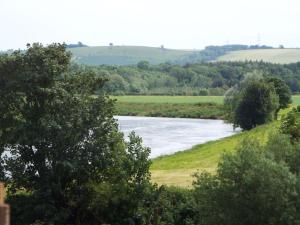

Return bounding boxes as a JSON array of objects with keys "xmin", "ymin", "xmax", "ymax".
[{"xmin": 115, "ymin": 116, "xmax": 239, "ymax": 158}]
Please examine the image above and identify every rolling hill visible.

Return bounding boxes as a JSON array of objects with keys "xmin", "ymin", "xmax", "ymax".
[
  {"xmin": 69, "ymin": 45, "xmax": 198, "ymax": 65},
  {"xmin": 217, "ymin": 48, "xmax": 300, "ymax": 64}
]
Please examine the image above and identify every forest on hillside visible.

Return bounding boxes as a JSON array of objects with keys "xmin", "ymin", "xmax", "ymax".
[{"xmin": 71, "ymin": 60, "xmax": 300, "ymax": 96}]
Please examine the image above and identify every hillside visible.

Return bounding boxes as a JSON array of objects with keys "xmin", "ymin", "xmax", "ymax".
[
  {"xmin": 69, "ymin": 45, "xmax": 197, "ymax": 65},
  {"xmin": 68, "ymin": 44, "xmax": 275, "ymax": 65},
  {"xmin": 217, "ymin": 48, "xmax": 300, "ymax": 64}
]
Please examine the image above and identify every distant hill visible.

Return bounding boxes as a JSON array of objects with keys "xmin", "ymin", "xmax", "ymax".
[
  {"xmin": 68, "ymin": 46, "xmax": 197, "ymax": 65},
  {"xmin": 217, "ymin": 48, "xmax": 300, "ymax": 64},
  {"xmin": 68, "ymin": 44, "xmax": 273, "ymax": 66}
]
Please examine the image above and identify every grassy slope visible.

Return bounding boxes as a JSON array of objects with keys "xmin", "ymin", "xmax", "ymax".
[
  {"xmin": 151, "ymin": 123, "xmax": 276, "ymax": 187},
  {"xmin": 217, "ymin": 48, "xmax": 300, "ymax": 64},
  {"xmin": 69, "ymin": 46, "xmax": 196, "ymax": 65}
]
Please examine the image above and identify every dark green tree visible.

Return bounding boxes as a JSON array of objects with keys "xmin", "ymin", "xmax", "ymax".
[
  {"xmin": 137, "ymin": 60, "xmax": 150, "ymax": 70},
  {"xmin": 225, "ymin": 74, "xmax": 279, "ymax": 130},
  {"xmin": 0, "ymin": 43, "xmax": 151, "ymax": 225},
  {"xmin": 266, "ymin": 77, "xmax": 291, "ymax": 110}
]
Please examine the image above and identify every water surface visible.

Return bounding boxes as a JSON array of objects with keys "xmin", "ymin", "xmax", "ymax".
[{"xmin": 116, "ymin": 116, "xmax": 238, "ymax": 158}]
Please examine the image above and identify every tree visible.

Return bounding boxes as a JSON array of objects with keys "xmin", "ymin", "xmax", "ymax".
[
  {"xmin": 137, "ymin": 60, "xmax": 150, "ymax": 70},
  {"xmin": 280, "ymin": 106, "xmax": 300, "ymax": 141},
  {"xmin": 193, "ymin": 138, "xmax": 299, "ymax": 225},
  {"xmin": 266, "ymin": 77, "xmax": 291, "ymax": 110},
  {"xmin": 0, "ymin": 43, "xmax": 151, "ymax": 225},
  {"xmin": 225, "ymin": 73, "xmax": 279, "ymax": 130}
]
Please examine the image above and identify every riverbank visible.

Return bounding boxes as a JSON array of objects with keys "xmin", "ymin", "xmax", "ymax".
[
  {"xmin": 114, "ymin": 95, "xmax": 300, "ymax": 119},
  {"xmin": 115, "ymin": 102, "xmax": 225, "ymax": 119},
  {"xmin": 150, "ymin": 122, "xmax": 277, "ymax": 187},
  {"xmin": 114, "ymin": 95, "xmax": 225, "ymax": 119}
]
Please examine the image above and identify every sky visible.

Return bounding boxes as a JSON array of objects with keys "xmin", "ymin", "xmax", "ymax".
[{"xmin": 0, "ymin": 0, "xmax": 300, "ymax": 50}]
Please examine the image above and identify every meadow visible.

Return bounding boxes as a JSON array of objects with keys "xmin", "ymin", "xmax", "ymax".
[
  {"xmin": 69, "ymin": 45, "xmax": 196, "ymax": 65},
  {"xmin": 115, "ymin": 102, "xmax": 225, "ymax": 119},
  {"xmin": 217, "ymin": 48, "xmax": 300, "ymax": 64},
  {"xmin": 115, "ymin": 95, "xmax": 300, "ymax": 105},
  {"xmin": 114, "ymin": 95, "xmax": 224, "ymax": 104}
]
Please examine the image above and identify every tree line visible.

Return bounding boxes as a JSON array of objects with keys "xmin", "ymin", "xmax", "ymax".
[{"xmin": 72, "ymin": 60, "xmax": 300, "ymax": 96}]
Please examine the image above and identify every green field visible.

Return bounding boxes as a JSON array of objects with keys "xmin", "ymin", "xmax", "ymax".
[
  {"xmin": 114, "ymin": 96, "xmax": 225, "ymax": 119},
  {"xmin": 115, "ymin": 95, "xmax": 300, "ymax": 105},
  {"xmin": 292, "ymin": 95, "xmax": 300, "ymax": 105},
  {"xmin": 151, "ymin": 122, "xmax": 276, "ymax": 187},
  {"xmin": 69, "ymin": 46, "xmax": 197, "ymax": 65},
  {"xmin": 217, "ymin": 48, "xmax": 300, "ymax": 64},
  {"xmin": 115, "ymin": 102, "xmax": 225, "ymax": 119},
  {"xmin": 114, "ymin": 95, "xmax": 224, "ymax": 104},
  {"xmin": 114, "ymin": 95, "xmax": 300, "ymax": 119}
]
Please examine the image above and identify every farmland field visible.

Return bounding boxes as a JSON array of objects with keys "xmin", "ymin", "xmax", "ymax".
[
  {"xmin": 217, "ymin": 48, "xmax": 300, "ymax": 64},
  {"xmin": 114, "ymin": 95, "xmax": 300, "ymax": 105},
  {"xmin": 69, "ymin": 45, "xmax": 197, "ymax": 65},
  {"xmin": 113, "ymin": 95, "xmax": 224, "ymax": 104}
]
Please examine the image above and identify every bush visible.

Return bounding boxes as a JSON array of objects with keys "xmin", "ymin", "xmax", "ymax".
[
  {"xmin": 280, "ymin": 106, "xmax": 300, "ymax": 141},
  {"xmin": 193, "ymin": 138, "xmax": 300, "ymax": 225}
]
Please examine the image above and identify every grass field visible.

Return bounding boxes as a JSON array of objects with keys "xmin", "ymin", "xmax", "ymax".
[
  {"xmin": 292, "ymin": 95, "xmax": 300, "ymax": 105},
  {"xmin": 115, "ymin": 95, "xmax": 300, "ymax": 105},
  {"xmin": 69, "ymin": 46, "xmax": 196, "ymax": 65},
  {"xmin": 115, "ymin": 102, "xmax": 225, "ymax": 119},
  {"xmin": 114, "ymin": 95, "xmax": 300, "ymax": 119},
  {"xmin": 217, "ymin": 48, "xmax": 300, "ymax": 64},
  {"xmin": 114, "ymin": 95, "xmax": 224, "ymax": 104},
  {"xmin": 150, "ymin": 122, "xmax": 277, "ymax": 187}
]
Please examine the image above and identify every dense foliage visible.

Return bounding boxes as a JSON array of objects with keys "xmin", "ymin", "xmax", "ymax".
[
  {"xmin": 0, "ymin": 43, "xmax": 152, "ymax": 225},
  {"xmin": 193, "ymin": 133, "xmax": 300, "ymax": 225},
  {"xmin": 73, "ymin": 60, "xmax": 300, "ymax": 96},
  {"xmin": 224, "ymin": 73, "xmax": 291, "ymax": 130},
  {"xmin": 280, "ymin": 106, "xmax": 300, "ymax": 141}
]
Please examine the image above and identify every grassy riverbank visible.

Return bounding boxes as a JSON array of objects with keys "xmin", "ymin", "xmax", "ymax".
[
  {"xmin": 150, "ymin": 122, "xmax": 277, "ymax": 187},
  {"xmin": 115, "ymin": 102, "xmax": 225, "ymax": 119},
  {"xmin": 114, "ymin": 95, "xmax": 300, "ymax": 119},
  {"xmin": 114, "ymin": 96, "xmax": 224, "ymax": 119}
]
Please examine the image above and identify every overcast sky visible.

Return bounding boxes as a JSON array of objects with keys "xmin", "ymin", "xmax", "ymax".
[{"xmin": 1, "ymin": 0, "xmax": 300, "ymax": 50}]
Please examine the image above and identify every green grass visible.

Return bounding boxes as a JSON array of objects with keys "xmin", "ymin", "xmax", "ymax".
[
  {"xmin": 114, "ymin": 96, "xmax": 300, "ymax": 119},
  {"xmin": 115, "ymin": 95, "xmax": 300, "ymax": 105},
  {"xmin": 217, "ymin": 48, "xmax": 300, "ymax": 64},
  {"xmin": 115, "ymin": 102, "xmax": 225, "ymax": 119},
  {"xmin": 150, "ymin": 122, "xmax": 277, "ymax": 187},
  {"xmin": 114, "ymin": 95, "xmax": 224, "ymax": 104},
  {"xmin": 69, "ymin": 46, "xmax": 197, "ymax": 65},
  {"xmin": 292, "ymin": 95, "xmax": 300, "ymax": 105}
]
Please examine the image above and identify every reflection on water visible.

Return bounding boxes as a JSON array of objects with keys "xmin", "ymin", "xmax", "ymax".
[{"xmin": 115, "ymin": 116, "xmax": 239, "ymax": 158}]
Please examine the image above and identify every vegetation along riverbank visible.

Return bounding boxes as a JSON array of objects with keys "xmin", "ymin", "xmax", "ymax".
[{"xmin": 114, "ymin": 95, "xmax": 300, "ymax": 119}]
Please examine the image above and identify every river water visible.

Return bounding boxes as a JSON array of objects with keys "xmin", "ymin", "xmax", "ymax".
[{"xmin": 115, "ymin": 116, "xmax": 239, "ymax": 158}]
